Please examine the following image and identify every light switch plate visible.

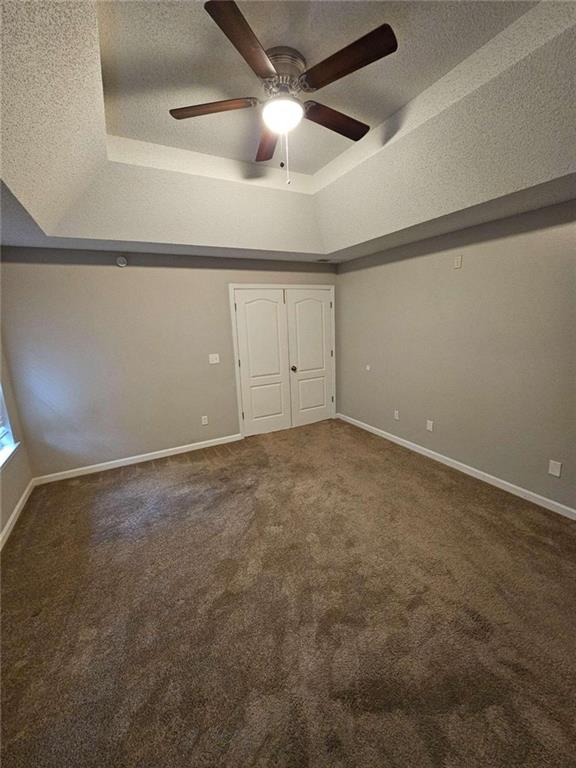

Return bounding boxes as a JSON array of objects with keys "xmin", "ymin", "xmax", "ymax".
[
  {"xmin": 394, "ymin": 409, "xmax": 400, "ymax": 421},
  {"xmin": 548, "ymin": 460, "xmax": 562, "ymax": 478},
  {"xmin": 426, "ymin": 419, "xmax": 434, "ymax": 432},
  {"xmin": 208, "ymin": 353, "xmax": 220, "ymax": 365},
  {"xmin": 453, "ymin": 255, "xmax": 463, "ymax": 269},
  {"xmin": 201, "ymin": 416, "xmax": 208, "ymax": 426}
]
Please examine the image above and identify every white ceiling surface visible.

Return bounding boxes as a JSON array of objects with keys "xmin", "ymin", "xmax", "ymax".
[
  {"xmin": 0, "ymin": 184, "xmax": 326, "ymax": 262},
  {"xmin": 1, "ymin": 0, "xmax": 106, "ymax": 231},
  {"xmin": 97, "ymin": 1, "xmax": 534, "ymax": 175},
  {"xmin": 1, "ymin": 1, "xmax": 575, "ymax": 262}
]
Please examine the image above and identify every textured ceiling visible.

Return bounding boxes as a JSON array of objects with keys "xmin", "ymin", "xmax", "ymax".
[
  {"xmin": 97, "ymin": 1, "xmax": 534, "ymax": 174},
  {"xmin": 2, "ymin": 1, "xmax": 575, "ymax": 262}
]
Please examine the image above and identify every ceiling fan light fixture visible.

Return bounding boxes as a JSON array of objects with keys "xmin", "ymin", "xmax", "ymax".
[{"xmin": 262, "ymin": 96, "xmax": 304, "ymax": 135}]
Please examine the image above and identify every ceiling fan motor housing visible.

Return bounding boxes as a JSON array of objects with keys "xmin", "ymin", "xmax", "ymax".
[{"xmin": 264, "ymin": 46, "xmax": 307, "ymax": 97}]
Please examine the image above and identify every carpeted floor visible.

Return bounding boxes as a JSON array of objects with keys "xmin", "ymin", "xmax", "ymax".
[{"xmin": 2, "ymin": 419, "xmax": 575, "ymax": 768}]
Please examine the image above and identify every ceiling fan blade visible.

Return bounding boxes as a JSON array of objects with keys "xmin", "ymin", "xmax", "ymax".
[
  {"xmin": 305, "ymin": 101, "xmax": 369, "ymax": 141},
  {"xmin": 169, "ymin": 97, "xmax": 258, "ymax": 120},
  {"xmin": 255, "ymin": 128, "xmax": 277, "ymax": 162},
  {"xmin": 301, "ymin": 23, "xmax": 398, "ymax": 91},
  {"xmin": 204, "ymin": 1, "xmax": 277, "ymax": 80}
]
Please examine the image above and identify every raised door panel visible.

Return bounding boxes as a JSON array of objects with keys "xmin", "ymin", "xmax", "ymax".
[
  {"xmin": 287, "ymin": 290, "xmax": 333, "ymax": 427},
  {"xmin": 235, "ymin": 290, "xmax": 291, "ymax": 436},
  {"xmin": 295, "ymin": 299, "xmax": 325, "ymax": 372},
  {"xmin": 245, "ymin": 300, "xmax": 282, "ymax": 378}
]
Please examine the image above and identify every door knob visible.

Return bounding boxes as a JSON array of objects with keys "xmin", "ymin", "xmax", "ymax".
[{"xmin": 291, "ymin": 365, "xmax": 297, "ymax": 372}]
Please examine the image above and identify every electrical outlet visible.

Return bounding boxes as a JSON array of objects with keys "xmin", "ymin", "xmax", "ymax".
[
  {"xmin": 426, "ymin": 419, "xmax": 434, "ymax": 432},
  {"xmin": 208, "ymin": 353, "xmax": 220, "ymax": 365},
  {"xmin": 394, "ymin": 409, "xmax": 400, "ymax": 421},
  {"xmin": 201, "ymin": 416, "xmax": 208, "ymax": 426},
  {"xmin": 453, "ymin": 255, "xmax": 463, "ymax": 269},
  {"xmin": 548, "ymin": 460, "xmax": 562, "ymax": 478}
]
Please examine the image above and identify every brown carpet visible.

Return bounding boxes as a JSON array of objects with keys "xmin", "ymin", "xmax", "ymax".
[{"xmin": 2, "ymin": 420, "xmax": 575, "ymax": 768}]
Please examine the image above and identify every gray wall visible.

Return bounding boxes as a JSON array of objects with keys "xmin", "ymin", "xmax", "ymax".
[
  {"xmin": 336, "ymin": 206, "xmax": 576, "ymax": 508},
  {"xmin": 1, "ymin": 250, "xmax": 334, "ymax": 476},
  {"xmin": 1, "ymin": 353, "xmax": 33, "ymax": 533},
  {"xmin": 2, "ymin": 204, "xmax": 575, "ymax": 510}
]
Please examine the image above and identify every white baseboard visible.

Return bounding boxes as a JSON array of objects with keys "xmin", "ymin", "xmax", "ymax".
[
  {"xmin": 0, "ymin": 479, "xmax": 36, "ymax": 551},
  {"xmin": 33, "ymin": 433, "xmax": 244, "ymax": 485},
  {"xmin": 3, "ymin": 419, "xmax": 573, "ymax": 552},
  {"xmin": 1, "ymin": 433, "xmax": 244, "ymax": 549},
  {"xmin": 337, "ymin": 414, "xmax": 575, "ymax": 522}
]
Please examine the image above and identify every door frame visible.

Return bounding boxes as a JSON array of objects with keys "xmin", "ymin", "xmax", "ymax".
[{"xmin": 228, "ymin": 284, "xmax": 336, "ymax": 437}]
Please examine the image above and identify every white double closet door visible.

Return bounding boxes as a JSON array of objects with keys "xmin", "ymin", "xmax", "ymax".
[{"xmin": 233, "ymin": 287, "xmax": 334, "ymax": 436}]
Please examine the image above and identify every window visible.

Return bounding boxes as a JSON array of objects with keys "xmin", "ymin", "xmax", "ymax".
[{"xmin": 0, "ymin": 385, "xmax": 17, "ymax": 466}]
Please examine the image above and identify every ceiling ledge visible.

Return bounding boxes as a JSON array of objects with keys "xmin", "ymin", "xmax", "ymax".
[
  {"xmin": 331, "ymin": 175, "xmax": 576, "ymax": 263},
  {"xmin": 53, "ymin": 160, "xmax": 325, "ymax": 254},
  {"xmin": 338, "ymin": 197, "xmax": 576, "ymax": 273},
  {"xmin": 0, "ymin": 184, "xmax": 326, "ymax": 263}
]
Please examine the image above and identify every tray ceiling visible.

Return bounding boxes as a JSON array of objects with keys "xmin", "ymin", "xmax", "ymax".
[
  {"xmin": 97, "ymin": 1, "xmax": 533, "ymax": 175},
  {"xmin": 2, "ymin": 1, "xmax": 574, "ymax": 262}
]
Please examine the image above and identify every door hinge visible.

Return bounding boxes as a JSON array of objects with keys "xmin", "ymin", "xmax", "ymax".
[
  {"xmin": 234, "ymin": 302, "xmax": 237, "ymax": 311},
  {"xmin": 283, "ymin": 290, "xmax": 286, "ymax": 304},
  {"xmin": 330, "ymin": 301, "xmax": 333, "ymax": 309},
  {"xmin": 331, "ymin": 395, "xmax": 334, "ymax": 403},
  {"xmin": 331, "ymin": 349, "xmax": 334, "ymax": 357},
  {"xmin": 238, "ymin": 359, "xmax": 241, "ymax": 368},
  {"xmin": 242, "ymin": 411, "xmax": 245, "ymax": 419}
]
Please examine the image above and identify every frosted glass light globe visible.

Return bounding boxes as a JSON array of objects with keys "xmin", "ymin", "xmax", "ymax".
[{"xmin": 262, "ymin": 97, "xmax": 304, "ymax": 134}]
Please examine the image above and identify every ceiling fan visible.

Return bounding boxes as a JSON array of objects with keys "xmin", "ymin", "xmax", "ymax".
[{"xmin": 169, "ymin": 0, "xmax": 398, "ymax": 162}]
